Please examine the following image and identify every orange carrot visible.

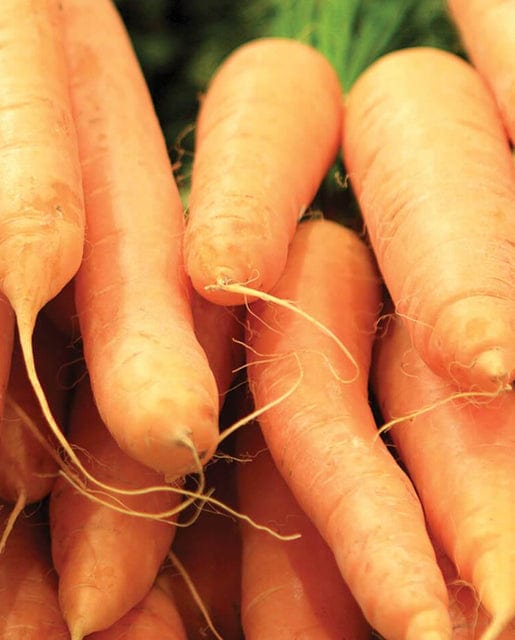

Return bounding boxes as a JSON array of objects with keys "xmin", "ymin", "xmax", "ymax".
[
  {"xmin": 184, "ymin": 37, "xmax": 343, "ymax": 306},
  {"xmin": 246, "ymin": 218, "xmax": 451, "ymax": 640},
  {"xmin": 49, "ymin": 380, "xmax": 180, "ymax": 640},
  {"xmin": 237, "ymin": 422, "xmax": 370, "ymax": 640},
  {"xmin": 0, "ymin": 506, "xmax": 68, "ymax": 639},
  {"xmin": 447, "ymin": 0, "xmax": 515, "ymax": 144},
  {"xmin": 0, "ymin": 0, "xmax": 84, "ymax": 452},
  {"xmin": 373, "ymin": 313, "xmax": 515, "ymax": 640},
  {"xmin": 0, "ymin": 315, "xmax": 70, "ymax": 549},
  {"xmin": 159, "ymin": 451, "xmax": 243, "ymax": 640},
  {"xmin": 62, "ymin": 0, "xmax": 219, "ymax": 478},
  {"xmin": 85, "ymin": 584, "xmax": 188, "ymax": 640},
  {"xmin": 343, "ymin": 46, "xmax": 515, "ymax": 392}
]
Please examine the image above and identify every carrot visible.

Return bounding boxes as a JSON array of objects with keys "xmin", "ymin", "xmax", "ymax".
[
  {"xmin": 0, "ymin": 0, "xmax": 85, "ymax": 462},
  {"xmin": 372, "ymin": 313, "xmax": 515, "ymax": 640},
  {"xmin": 0, "ymin": 315, "xmax": 71, "ymax": 550},
  {"xmin": 49, "ymin": 380, "xmax": 180, "ymax": 640},
  {"xmin": 159, "ymin": 450, "xmax": 243, "ymax": 640},
  {"xmin": 237, "ymin": 421, "xmax": 370, "ymax": 640},
  {"xmin": 245, "ymin": 217, "xmax": 451, "ymax": 640},
  {"xmin": 62, "ymin": 0, "xmax": 219, "ymax": 478},
  {"xmin": 184, "ymin": 37, "xmax": 343, "ymax": 306},
  {"xmin": 447, "ymin": 0, "xmax": 515, "ymax": 144},
  {"xmin": 0, "ymin": 506, "xmax": 68, "ymax": 639},
  {"xmin": 342, "ymin": 46, "xmax": 515, "ymax": 392},
  {"xmin": 85, "ymin": 584, "xmax": 187, "ymax": 640}
]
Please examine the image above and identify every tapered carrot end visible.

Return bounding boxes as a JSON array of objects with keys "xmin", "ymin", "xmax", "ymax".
[
  {"xmin": 429, "ymin": 296, "xmax": 515, "ymax": 391},
  {"xmin": 473, "ymin": 348, "xmax": 513, "ymax": 392},
  {"xmin": 405, "ymin": 608, "xmax": 452, "ymax": 640},
  {"xmin": 68, "ymin": 623, "xmax": 84, "ymax": 640}
]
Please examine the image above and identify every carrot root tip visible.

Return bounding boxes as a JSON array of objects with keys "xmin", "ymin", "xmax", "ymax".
[
  {"xmin": 67, "ymin": 620, "xmax": 85, "ymax": 640},
  {"xmin": 472, "ymin": 348, "xmax": 513, "ymax": 391},
  {"xmin": 404, "ymin": 607, "xmax": 452, "ymax": 640}
]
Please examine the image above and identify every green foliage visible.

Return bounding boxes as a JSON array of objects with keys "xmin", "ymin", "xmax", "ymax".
[{"xmin": 266, "ymin": 0, "xmax": 463, "ymax": 91}]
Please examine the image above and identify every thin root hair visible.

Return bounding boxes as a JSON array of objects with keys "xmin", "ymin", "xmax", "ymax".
[
  {"xmin": 376, "ymin": 387, "xmax": 507, "ymax": 440},
  {"xmin": 218, "ymin": 351, "xmax": 304, "ymax": 445},
  {"xmin": 208, "ymin": 280, "xmax": 360, "ymax": 382}
]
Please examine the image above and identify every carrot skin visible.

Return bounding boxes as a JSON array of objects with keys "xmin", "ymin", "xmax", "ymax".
[
  {"xmin": 0, "ymin": 507, "xmax": 68, "ymax": 640},
  {"xmin": 246, "ymin": 218, "xmax": 451, "ymax": 640},
  {"xmin": 343, "ymin": 46, "xmax": 515, "ymax": 391},
  {"xmin": 49, "ymin": 380, "xmax": 180, "ymax": 639},
  {"xmin": 373, "ymin": 314, "xmax": 515, "ymax": 637},
  {"xmin": 63, "ymin": 0, "xmax": 219, "ymax": 477},
  {"xmin": 85, "ymin": 584, "xmax": 188, "ymax": 640},
  {"xmin": 447, "ymin": 0, "xmax": 515, "ymax": 144},
  {"xmin": 185, "ymin": 37, "xmax": 343, "ymax": 305},
  {"xmin": 237, "ymin": 422, "xmax": 370, "ymax": 640}
]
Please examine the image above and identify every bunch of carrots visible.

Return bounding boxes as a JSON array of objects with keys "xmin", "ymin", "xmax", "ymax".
[{"xmin": 0, "ymin": 0, "xmax": 514, "ymax": 639}]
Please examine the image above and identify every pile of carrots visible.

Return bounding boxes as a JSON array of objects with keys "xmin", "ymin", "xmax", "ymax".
[{"xmin": 0, "ymin": 0, "xmax": 514, "ymax": 639}]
